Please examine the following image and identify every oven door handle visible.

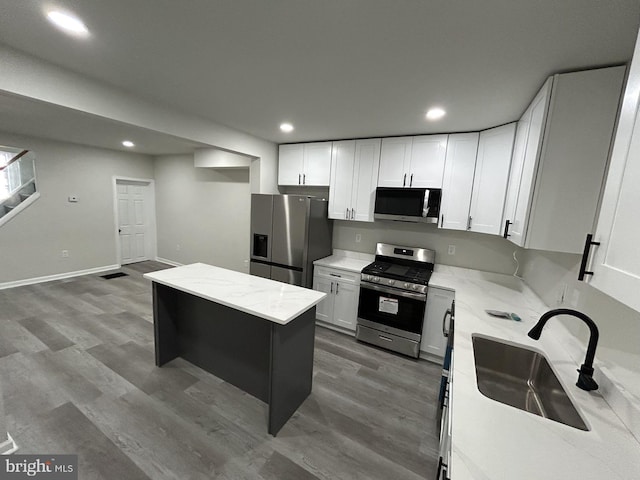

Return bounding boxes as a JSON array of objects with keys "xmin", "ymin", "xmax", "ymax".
[{"xmin": 360, "ymin": 282, "xmax": 427, "ymax": 302}]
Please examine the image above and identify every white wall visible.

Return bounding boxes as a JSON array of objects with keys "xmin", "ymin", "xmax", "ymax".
[
  {"xmin": 154, "ymin": 155, "xmax": 251, "ymax": 272},
  {"xmin": 0, "ymin": 131, "xmax": 154, "ymax": 284},
  {"xmin": 333, "ymin": 220, "xmax": 524, "ymax": 275},
  {"xmin": 521, "ymin": 249, "xmax": 640, "ymax": 356}
]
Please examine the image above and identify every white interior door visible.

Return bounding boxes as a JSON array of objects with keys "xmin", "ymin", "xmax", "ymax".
[{"xmin": 117, "ymin": 180, "xmax": 153, "ymax": 265}]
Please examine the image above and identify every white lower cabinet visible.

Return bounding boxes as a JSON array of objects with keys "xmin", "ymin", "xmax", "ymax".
[
  {"xmin": 313, "ymin": 267, "xmax": 360, "ymax": 331},
  {"xmin": 421, "ymin": 286, "xmax": 455, "ymax": 358}
]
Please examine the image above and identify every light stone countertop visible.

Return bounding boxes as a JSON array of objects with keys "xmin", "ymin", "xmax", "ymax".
[
  {"xmin": 429, "ymin": 265, "xmax": 640, "ymax": 480},
  {"xmin": 313, "ymin": 249, "xmax": 374, "ymax": 273},
  {"xmin": 144, "ymin": 263, "xmax": 326, "ymax": 325}
]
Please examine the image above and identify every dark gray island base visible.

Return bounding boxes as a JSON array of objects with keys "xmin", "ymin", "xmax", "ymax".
[{"xmin": 152, "ymin": 281, "xmax": 316, "ymax": 436}]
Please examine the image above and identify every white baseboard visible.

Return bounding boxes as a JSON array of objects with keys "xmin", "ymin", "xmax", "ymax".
[
  {"xmin": 0, "ymin": 264, "xmax": 120, "ymax": 290},
  {"xmin": 155, "ymin": 257, "xmax": 183, "ymax": 267}
]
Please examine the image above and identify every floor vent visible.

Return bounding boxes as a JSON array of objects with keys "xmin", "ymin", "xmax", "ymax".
[{"xmin": 100, "ymin": 272, "xmax": 129, "ymax": 279}]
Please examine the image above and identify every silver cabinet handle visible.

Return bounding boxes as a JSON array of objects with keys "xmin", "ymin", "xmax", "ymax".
[
  {"xmin": 410, "ymin": 173, "xmax": 413, "ymax": 187},
  {"xmin": 403, "ymin": 173, "xmax": 407, "ymax": 187},
  {"xmin": 298, "ymin": 173, "xmax": 301, "ymax": 185},
  {"xmin": 345, "ymin": 208, "xmax": 349, "ymax": 219},
  {"xmin": 467, "ymin": 216, "xmax": 472, "ymax": 230},
  {"xmin": 440, "ymin": 214, "xmax": 444, "ymax": 228},
  {"xmin": 336, "ymin": 283, "xmax": 340, "ymax": 294},
  {"xmin": 330, "ymin": 282, "xmax": 333, "ymax": 293},
  {"xmin": 378, "ymin": 335, "xmax": 393, "ymax": 342},
  {"xmin": 303, "ymin": 173, "xmax": 306, "ymax": 184},
  {"xmin": 351, "ymin": 208, "xmax": 355, "ymax": 219},
  {"xmin": 442, "ymin": 308, "xmax": 452, "ymax": 337}
]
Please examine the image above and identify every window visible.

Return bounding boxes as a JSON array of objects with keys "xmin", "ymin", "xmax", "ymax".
[{"xmin": 0, "ymin": 148, "xmax": 26, "ymax": 202}]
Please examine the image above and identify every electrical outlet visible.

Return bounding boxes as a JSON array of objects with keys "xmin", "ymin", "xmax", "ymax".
[
  {"xmin": 447, "ymin": 245, "xmax": 456, "ymax": 255},
  {"xmin": 61, "ymin": 250, "xmax": 69, "ymax": 258},
  {"xmin": 355, "ymin": 233, "xmax": 362, "ymax": 243}
]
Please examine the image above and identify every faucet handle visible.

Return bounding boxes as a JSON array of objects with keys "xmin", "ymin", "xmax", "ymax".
[{"xmin": 577, "ymin": 364, "xmax": 598, "ymax": 391}]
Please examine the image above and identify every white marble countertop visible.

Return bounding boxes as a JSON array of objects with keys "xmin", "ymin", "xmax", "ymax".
[
  {"xmin": 144, "ymin": 263, "xmax": 326, "ymax": 325},
  {"xmin": 429, "ymin": 265, "xmax": 640, "ymax": 480},
  {"xmin": 313, "ymin": 249, "xmax": 374, "ymax": 273}
]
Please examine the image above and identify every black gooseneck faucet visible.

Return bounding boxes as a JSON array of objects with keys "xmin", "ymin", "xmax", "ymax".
[{"xmin": 527, "ymin": 308, "xmax": 599, "ymax": 391}]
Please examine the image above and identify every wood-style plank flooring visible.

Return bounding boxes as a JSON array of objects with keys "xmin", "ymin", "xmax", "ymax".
[{"xmin": 0, "ymin": 261, "xmax": 442, "ymax": 479}]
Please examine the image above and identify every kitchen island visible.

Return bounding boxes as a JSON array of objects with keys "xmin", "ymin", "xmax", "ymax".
[{"xmin": 144, "ymin": 263, "xmax": 326, "ymax": 436}]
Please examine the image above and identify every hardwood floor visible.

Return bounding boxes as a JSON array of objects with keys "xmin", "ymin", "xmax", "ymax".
[{"xmin": 0, "ymin": 261, "xmax": 443, "ymax": 479}]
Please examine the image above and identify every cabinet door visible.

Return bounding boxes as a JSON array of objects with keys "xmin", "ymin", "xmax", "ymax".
[
  {"xmin": 409, "ymin": 135, "xmax": 448, "ymax": 188},
  {"xmin": 313, "ymin": 275, "xmax": 335, "ymax": 323},
  {"xmin": 378, "ymin": 137, "xmax": 412, "ymax": 187},
  {"xmin": 333, "ymin": 281, "xmax": 359, "ymax": 331},
  {"xmin": 526, "ymin": 68, "xmax": 624, "ymax": 253},
  {"xmin": 329, "ymin": 140, "xmax": 356, "ymax": 220},
  {"xmin": 351, "ymin": 139, "xmax": 381, "ymax": 222},
  {"xmin": 440, "ymin": 133, "xmax": 478, "ymax": 230},
  {"xmin": 507, "ymin": 81, "xmax": 550, "ymax": 246},
  {"xmin": 468, "ymin": 123, "xmax": 516, "ymax": 235},
  {"xmin": 278, "ymin": 144, "xmax": 304, "ymax": 185},
  {"xmin": 421, "ymin": 287, "xmax": 455, "ymax": 358},
  {"xmin": 302, "ymin": 142, "xmax": 332, "ymax": 186},
  {"xmin": 589, "ymin": 35, "xmax": 640, "ymax": 313}
]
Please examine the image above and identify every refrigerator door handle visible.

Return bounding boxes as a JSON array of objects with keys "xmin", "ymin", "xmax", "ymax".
[{"xmin": 298, "ymin": 173, "xmax": 301, "ymax": 185}]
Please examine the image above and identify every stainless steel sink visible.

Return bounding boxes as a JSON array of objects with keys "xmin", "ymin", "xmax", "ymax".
[{"xmin": 472, "ymin": 336, "xmax": 588, "ymax": 430}]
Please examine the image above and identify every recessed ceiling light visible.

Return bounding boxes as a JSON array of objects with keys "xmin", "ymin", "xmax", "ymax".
[
  {"xmin": 122, "ymin": 140, "xmax": 135, "ymax": 148},
  {"xmin": 280, "ymin": 123, "xmax": 294, "ymax": 133},
  {"xmin": 46, "ymin": 10, "xmax": 89, "ymax": 37},
  {"xmin": 426, "ymin": 108, "xmax": 446, "ymax": 121}
]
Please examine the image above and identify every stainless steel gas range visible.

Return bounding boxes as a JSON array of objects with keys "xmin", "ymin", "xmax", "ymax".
[{"xmin": 356, "ymin": 243, "xmax": 435, "ymax": 358}]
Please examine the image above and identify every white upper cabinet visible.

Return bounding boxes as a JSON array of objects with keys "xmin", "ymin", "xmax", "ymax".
[
  {"xmin": 278, "ymin": 142, "xmax": 332, "ymax": 186},
  {"xmin": 378, "ymin": 135, "xmax": 447, "ymax": 188},
  {"xmin": 328, "ymin": 140, "xmax": 356, "ymax": 220},
  {"xmin": 588, "ymin": 35, "xmax": 640, "ymax": 313},
  {"xmin": 278, "ymin": 144, "xmax": 304, "ymax": 186},
  {"xmin": 502, "ymin": 79, "xmax": 551, "ymax": 245},
  {"xmin": 502, "ymin": 66, "xmax": 625, "ymax": 253},
  {"xmin": 439, "ymin": 133, "xmax": 479, "ymax": 230},
  {"xmin": 468, "ymin": 123, "xmax": 516, "ymax": 235},
  {"xmin": 409, "ymin": 135, "xmax": 448, "ymax": 188},
  {"xmin": 328, "ymin": 138, "xmax": 381, "ymax": 222},
  {"xmin": 378, "ymin": 137, "xmax": 412, "ymax": 187}
]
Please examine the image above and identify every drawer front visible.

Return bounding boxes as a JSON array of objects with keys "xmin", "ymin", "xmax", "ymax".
[{"xmin": 315, "ymin": 267, "xmax": 359, "ymax": 284}]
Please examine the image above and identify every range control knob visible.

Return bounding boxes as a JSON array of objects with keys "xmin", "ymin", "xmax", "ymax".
[
  {"xmin": 404, "ymin": 282, "xmax": 410, "ymax": 288},
  {"xmin": 413, "ymin": 285, "xmax": 420, "ymax": 291},
  {"xmin": 388, "ymin": 279, "xmax": 395, "ymax": 285},
  {"xmin": 373, "ymin": 276, "xmax": 380, "ymax": 282}
]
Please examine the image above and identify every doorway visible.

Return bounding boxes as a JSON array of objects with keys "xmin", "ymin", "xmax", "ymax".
[{"xmin": 113, "ymin": 178, "xmax": 157, "ymax": 265}]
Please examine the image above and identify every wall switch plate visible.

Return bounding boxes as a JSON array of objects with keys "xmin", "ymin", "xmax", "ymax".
[
  {"xmin": 68, "ymin": 195, "xmax": 78, "ymax": 202},
  {"xmin": 61, "ymin": 250, "xmax": 69, "ymax": 258},
  {"xmin": 355, "ymin": 233, "xmax": 362, "ymax": 243},
  {"xmin": 448, "ymin": 245, "xmax": 456, "ymax": 255}
]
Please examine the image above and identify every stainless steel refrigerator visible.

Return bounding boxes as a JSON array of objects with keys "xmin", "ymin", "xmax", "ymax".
[{"xmin": 250, "ymin": 194, "xmax": 332, "ymax": 287}]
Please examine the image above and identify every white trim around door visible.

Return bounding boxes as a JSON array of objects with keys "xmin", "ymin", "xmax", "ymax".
[{"xmin": 112, "ymin": 176, "xmax": 158, "ymax": 266}]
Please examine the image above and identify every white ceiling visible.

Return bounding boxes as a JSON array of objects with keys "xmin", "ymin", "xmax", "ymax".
[
  {"xmin": 0, "ymin": 0, "xmax": 639, "ymax": 147},
  {"xmin": 0, "ymin": 91, "xmax": 209, "ymax": 155}
]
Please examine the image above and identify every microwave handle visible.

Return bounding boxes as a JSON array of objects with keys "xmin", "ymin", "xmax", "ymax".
[{"xmin": 423, "ymin": 189, "xmax": 430, "ymax": 217}]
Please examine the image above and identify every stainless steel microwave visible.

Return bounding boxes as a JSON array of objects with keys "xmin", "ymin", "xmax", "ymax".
[{"xmin": 374, "ymin": 187, "xmax": 441, "ymax": 223}]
